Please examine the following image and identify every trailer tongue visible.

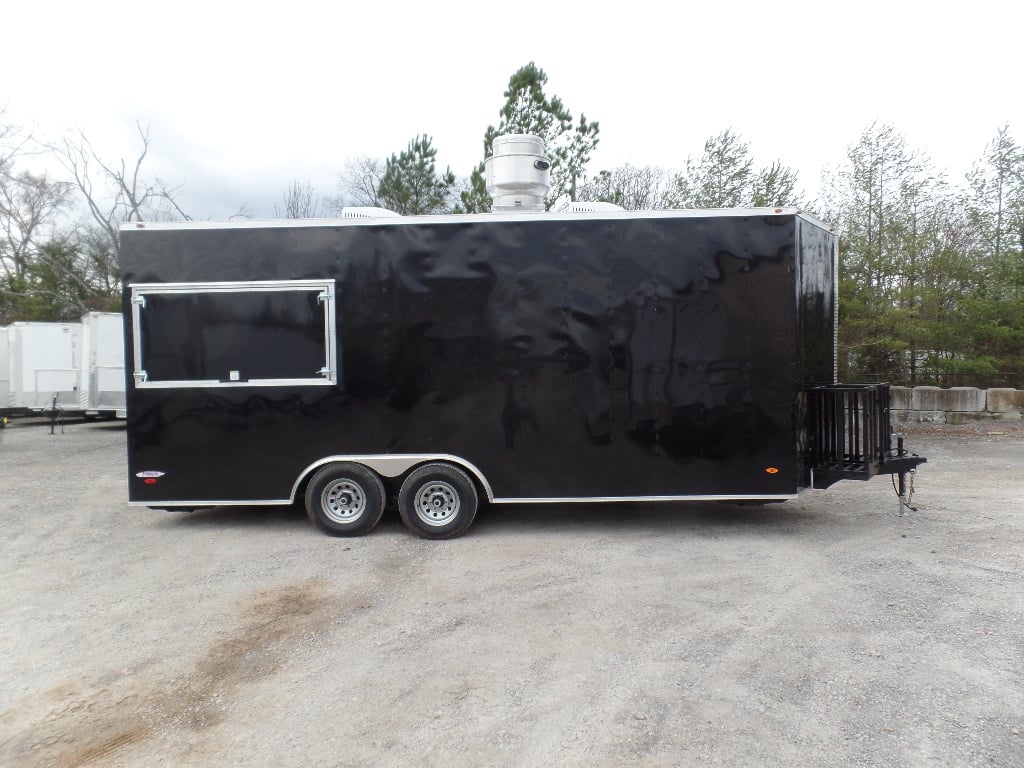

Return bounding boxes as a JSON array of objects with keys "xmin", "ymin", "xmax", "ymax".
[{"xmin": 805, "ymin": 384, "xmax": 926, "ymax": 512}]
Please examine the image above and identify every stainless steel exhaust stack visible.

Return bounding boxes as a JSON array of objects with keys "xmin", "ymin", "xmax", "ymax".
[{"xmin": 485, "ymin": 134, "xmax": 550, "ymax": 212}]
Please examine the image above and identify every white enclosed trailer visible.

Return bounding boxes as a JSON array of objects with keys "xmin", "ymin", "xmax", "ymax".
[
  {"xmin": 5, "ymin": 321, "xmax": 82, "ymax": 413},
  {"xmin": 79, "ymin": 312, "xmax": 126, "ymax": 418},
  {"xmin": 0, "ymin": 327, "xmax": 9, "ymax": 419}
]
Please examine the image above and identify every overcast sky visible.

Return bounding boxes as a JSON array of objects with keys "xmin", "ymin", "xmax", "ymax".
[{"xmin": 4, "ymin": 0, "xmax": 1021, "ymax": 219}]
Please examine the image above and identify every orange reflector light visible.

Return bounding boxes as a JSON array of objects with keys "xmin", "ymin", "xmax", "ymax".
[{"xmin": 765, "ymin": 467, "xmax": 780, "ymax": 474}]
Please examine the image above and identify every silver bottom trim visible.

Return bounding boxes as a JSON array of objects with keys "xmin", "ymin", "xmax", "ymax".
[
  {"xmin": 131, "ymin": 493, "xmax": 798, "ymax": 509},
  {"xmin": 490, "ymin": 494, "xmax": 797, "ymax": 504},
  {"xmin": 131, "ymin": 500, "xmax": 289, "ymax": 508},
  {"xmin": 131, "ymin": 453, "xmax": 799, "ymax": 510}
]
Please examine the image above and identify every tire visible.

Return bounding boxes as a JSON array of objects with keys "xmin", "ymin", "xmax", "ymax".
[
  {"xmin": 398, "ymin": 463, "xmax": 479, "ymax": 539},
  {"xmin": 305, "ymin": 462, "xmax": 386, "ymax": 537}
]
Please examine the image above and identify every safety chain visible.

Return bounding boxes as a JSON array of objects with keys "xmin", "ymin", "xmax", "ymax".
[{"xmin": 903, "ymin": 468, "xmax": 917, "ymax": 512}]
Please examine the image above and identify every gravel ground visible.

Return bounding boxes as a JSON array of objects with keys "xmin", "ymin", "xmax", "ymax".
[{"xmin": 0, "ymin": 417, "xmax": 1022, "ymax": 767}]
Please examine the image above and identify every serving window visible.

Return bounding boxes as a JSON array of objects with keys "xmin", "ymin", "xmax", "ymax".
[{"xmin": 129, "ymin": 280, "xmax": 337, "ymax": 388}]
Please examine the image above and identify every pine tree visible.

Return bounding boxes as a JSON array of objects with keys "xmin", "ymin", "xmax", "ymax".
[
  {"xmin": 377, "ymin": 135, "xmax": 456, "ymax": 215},
  {"xmin": 821, "ymin": 122, "xmax": 1001, "ymax": 383},
  {"xmin": 963, "ymin": 125, "xmax": 1024, "ymax": 373},
  {"xmin": 459, "ymin": 63, "xmax": 599, "ymax": 212},
  {"xmin": 666, "ymin": 129, "xmax": 800, "ymax": 209}
]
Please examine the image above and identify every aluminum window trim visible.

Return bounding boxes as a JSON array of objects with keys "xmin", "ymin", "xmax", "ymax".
[
  {"xmin": 129, "ymin": 279, "xmax": 337, "ymax": 388},
  {"xmin": 135, "ymin": 378, "xmax": 336, "ymax": 389},
  {"xmin": 130, "ymin": 279, "xmax": 334, "ymax": 293}
]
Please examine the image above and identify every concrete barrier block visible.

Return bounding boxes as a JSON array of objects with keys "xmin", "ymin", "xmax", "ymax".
[
  {"xmin": 913, "ymin": 386, "xmax": 984, "ymax": 412},
  {"xmin": 948, "ymin": 412, "xmax": 984, "ymax": 424},
  {"xmin": 911, "ymin": 410, "xmax": 946, "ymax": 424},
  {"xmin": 943, "ymin": 387, "xmax": 986, "ymax": 412},
  {"xmin": 912, "ymin": 386, "xmax": 942, "ymax": 411},
  {"xmin": 890, "ymin": 409, "xmax": 911, "ymax": 425},
  {"xmin": 947, "ymin": 411, "xmax": 1021, "ymax": 424},
  {"xmin": 986, "ymin": 388, "xmax": 1024, "ymax": 413},
  {"xmin": 889, "ymin": 386, "xmax": 911, "ymax": 410}
]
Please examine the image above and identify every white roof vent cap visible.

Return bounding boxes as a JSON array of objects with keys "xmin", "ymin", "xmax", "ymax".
[
  {"xmin": 341, "ymin": 206, "xmax": 402, "ymax": 219},
  {"xmin": 569, "ymin": 201, "xmax": 625, "ymax": 213}
]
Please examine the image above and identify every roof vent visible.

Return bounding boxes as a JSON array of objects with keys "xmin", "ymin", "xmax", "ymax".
[
  {"xmin": 485, "ymin": 134, "xmax": 550, "ymax": 212},
  {"xmin": 568, "ymin": 201, "xmax": 625, "ymax": 213},
  {"xmin": 341, "ymin": 207, "xmax": 402, "ymax": 219}
]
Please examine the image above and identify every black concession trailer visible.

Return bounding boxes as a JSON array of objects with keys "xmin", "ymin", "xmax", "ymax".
[{"xmin": 119, "ymin": 207, "xmax": 925, "ymax": 538}]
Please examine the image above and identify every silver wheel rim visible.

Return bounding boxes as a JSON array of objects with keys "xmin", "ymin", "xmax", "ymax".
[
  {"xmin": 414, "ymin": 480, "xmax": 460, "ymax": 527},
  {"xmin": 321, "ymin": 479, "xmax": 366, "ymax": 524}
]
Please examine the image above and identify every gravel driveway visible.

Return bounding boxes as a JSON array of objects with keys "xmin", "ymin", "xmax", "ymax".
[{"xmin": 1, "ymin": 417, "xmax": 1021, "ymax": 767}]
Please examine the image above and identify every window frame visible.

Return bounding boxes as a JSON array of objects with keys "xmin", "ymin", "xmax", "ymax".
[{"xmin": 129, "ymin": 279, "xmax": 337, "ymax": 389}]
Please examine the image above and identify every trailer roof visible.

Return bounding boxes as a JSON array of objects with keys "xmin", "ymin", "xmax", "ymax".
[{"xmin": 120, "ymin": 207, "xmax": 834, "ymax": 233}]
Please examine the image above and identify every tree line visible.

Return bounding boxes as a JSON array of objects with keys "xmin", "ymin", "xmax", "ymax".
[{"xmin": 2, "ymin": 63, "xmax": 1022, "ymax": 386}]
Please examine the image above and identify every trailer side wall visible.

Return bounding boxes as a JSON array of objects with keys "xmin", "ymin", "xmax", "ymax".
[
  {"xmin": 121, "ymin": 214, "xmax": 829, "ymax": 505},
  {"xmin": 8, "ymin": 322, "xmax": 81, "ymax": 409},
  {"xmin": 80, "ymin": 312, "xmax": 127, "ymax": 412},
  {"xmin": 0, "ymin": 327, "xmax": 9, "ymax": 409}
]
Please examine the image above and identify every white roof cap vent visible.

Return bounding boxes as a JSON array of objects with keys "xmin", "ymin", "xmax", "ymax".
[
  {"xmin": 568, "ymin": 201, "xmax": 625, "ymax": 213},
  {"xmin": 485, "ymin": 134, "xmax": 550, "ymax": 213},
  {"xmin": 341, "ymin": 206, "xmax": 402, "ymax": 219}
]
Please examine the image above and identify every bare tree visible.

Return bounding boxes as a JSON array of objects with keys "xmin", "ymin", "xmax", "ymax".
[
  {"xmin": 2, "ymin": 107, "xmax": 77, "ymax": 319},
  {"xmin": 229, "ymin": 203, "xmax": 256, "ymax": 220},
  {"xmin": 50, "ymin": 122, "xmax": 190, "ymax": 261},
  {"xmin": 0, "ymin": 168, "xmax": 73, "ymax": 280},
  {"xmin": 335, "ymin": 155, "xmax": 386, "ymax": 209},
  {"xmin": 0, "ymin": 104, "xmax": 31, "ymax": 173},
  {"xmin": 274, "ymin": 180, "xmax": 326, "ymax": 218},
  {"xmin": 73, "ymin": 224, "xmax": 121, "ymax": 297},
  {"xmin": 575, "ymin": 165, "xmax": 673, "ymax": 210},
  {"xmin": 2, "ymin": 111, "xmax": 174, "ymax": 321}
]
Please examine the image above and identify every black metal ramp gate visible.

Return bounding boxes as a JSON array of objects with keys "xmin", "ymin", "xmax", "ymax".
[{"xmin": 805, "ymin": 384, "xmax": 926, "ymax": 489}]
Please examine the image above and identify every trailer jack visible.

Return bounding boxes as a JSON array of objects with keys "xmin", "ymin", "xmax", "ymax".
[
  {"xmin": 893, "ymin": 434, "xmax": 919, "ymax": 514},
  {"xmin": 49, "ymin": 396, "xmax": 65, "ymax": 435}
]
